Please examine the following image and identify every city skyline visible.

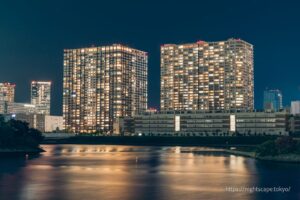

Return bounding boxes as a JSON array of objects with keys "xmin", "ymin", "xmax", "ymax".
[
  {"xmin": 0, "ymin": 2, "xmax": 299, "ymax": 199},
  {"xmin": 1, "ymin": 1, "xmax": 300, "ymax": 115}
]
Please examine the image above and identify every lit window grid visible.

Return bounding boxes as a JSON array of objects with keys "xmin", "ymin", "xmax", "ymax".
[
  {"xmin": 160, "ymin": 39, "xmax": 254, "ymax": 112},
  {"xmin": 31, "ymin": 81, "xmax": 51, "ymax": 115},
  {"xmin": 0, "ymin": 83, "xmax": 15, "ymax": 114},
  {"xmin": 63, "ymin": 45, "xmax": 148, "ymax": 133}
]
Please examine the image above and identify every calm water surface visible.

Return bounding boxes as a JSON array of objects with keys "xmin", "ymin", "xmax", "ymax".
[{"xmin": 0, "ymin": 145, "xmax": 299, "ymax": 200}]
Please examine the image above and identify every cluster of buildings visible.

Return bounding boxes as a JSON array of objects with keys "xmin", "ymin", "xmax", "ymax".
[
  {"xmin": 2, "ymin": 38, "xmax": 300, "ymax": 136},
  {"xmin": 0, "ymin": 81, "xmax": 63, "ymax": 132},
  {"xmin": 61, "ymin": 38, "xmax": 300, "ymax": 136},
  {"xmin": 120, "ymin": 98, "xmax": 300, "ymax": 137}
]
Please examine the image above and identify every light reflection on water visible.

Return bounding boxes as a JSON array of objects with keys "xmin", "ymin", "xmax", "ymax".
[{"xmin": 0, "ymin": 145, "xmax": 299, "ymax": 200}]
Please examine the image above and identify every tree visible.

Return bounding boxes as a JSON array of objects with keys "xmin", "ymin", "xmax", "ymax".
[
  {"xmin": 0, "ymin": 116, "xmax": 44, "ymax": 148},
  {"xmin": 255, "ymin": 137, "xmax": 299, "ymax": 157},
  {"xmin": 255, "ymin": 140, "xmax": 278, "ymax": 157},
  {"xmin": 275, "ymin": 137, "xmax": 296, "ymax": 154}
]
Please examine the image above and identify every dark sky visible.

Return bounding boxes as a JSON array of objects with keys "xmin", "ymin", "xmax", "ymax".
[{"xmin": 1, "ymin": 0, "xmax": 300, "ymax": 115}]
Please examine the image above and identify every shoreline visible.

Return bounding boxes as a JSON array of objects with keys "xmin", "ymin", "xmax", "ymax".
[
  {"xmin": 42, "ymin": 135, "xmax": 275, "ymax": 146},
  {"xmin": 41, "ymin": 136, "xmax": 300, "ymax": 163},
  {"xmin": 225, "ymin": 149, "xmax": 300, "ymax": 163},
  {"xmin": 43, "ymin": 140, "xmax": 300, "ymax": 163},
  {"xmin": 0, "ymin": 147, "xmax": 45, "ymax": 156}
]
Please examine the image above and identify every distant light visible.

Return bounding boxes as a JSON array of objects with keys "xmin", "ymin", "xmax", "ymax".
[
  {"xmin": 175, "ymin": 115, "xmax": 180, "ymax": 132},
  {"xmin": 11, "ymin": 114, "xmax": 16, "ymax": 118},
  {"xmin": 24, "ymin": 104, "xmax": 35, "ymax": 108},
  {"xmin": 197, "ymin": 40, "xmax": 205, "ymax": 44},
  {"xmin": 138, "ymin": 133, "xmax": 142, "ymax": 136}
]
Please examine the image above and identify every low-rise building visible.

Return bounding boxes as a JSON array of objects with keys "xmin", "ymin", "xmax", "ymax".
[
  {"xmin": 113, "ymin": 117, "xmax": 134, "ymax": 135},
  {"xmin": 289, "ymin": 114, "xmax": 300, "ymax": 135},
  {"xmin": 44, "ymin": 115, "xmax": 63, "ymax": 132},
  {"xmin": 134, "ymin": 111, "xmax": 289, "ymax": 136},
  {"xmin": 4, "ymin": 113, "xmax": 63, "ymax": 132},
  {"xmin": 14, "ymin": 113, "xmax": 45, "ymax": 131}
]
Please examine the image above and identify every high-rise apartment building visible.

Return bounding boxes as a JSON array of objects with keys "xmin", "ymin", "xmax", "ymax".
[
  {"xmin": 160, "ymin": 38, "xmax": 254, "ymax": 112},
  {"xmin": 0, "ymin": 82, "xmax": 15, "ymax": 114},
  {"xmin": 263, "ymin": 89, "xmax": 282, "ymax": 112},
  {"xmin": 31, "ymin": 81, "xmax": 51, "ymax": 115},
  {"xmin": 63, "ymin": 44, "xmax": 148, "ymax": 133}
]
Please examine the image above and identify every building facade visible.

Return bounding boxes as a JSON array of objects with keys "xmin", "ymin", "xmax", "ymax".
[
  {"xmin": 4, "ymin": 114, "xmax": 63, "ymax": 132},
  {"xmin": 134, "ymin": 111, "xmax": 288, "ymax": 136},
  {"xmin": 291, "ymin": 101, "xmax": 300, "ymax": 115},
  {"xmin": 161, "ymin": 38, "xmax": 254, "ymax": 112},
  {"xmin": 13, "ymin": 113, "xmax": 46, "ymax": 132},
  {"xmin": 263, "ymin": 89, "xmax": 283, "ymax": 112},
  {"xmin": 289, "ymin": 114, "xmax": 300, "ymax": 135},
  {"xmin": 113, "ymin": 117, "xmax": 134, "ymax": 135},
  {"xmin": 0, "ymin": 82, "xmax": 15, "ymax": 114},
  {"xmin": 63, "ymin": 44, "xmax": 148, "ymax": 133},
  {"xmin": 44, "ymin": 115, "xmax": 64, "ymax": 132},
  {"xmin": 31, "ymin": 81, "xmax": 51, "ymax": 115},
  {"xmin": 8, "ymin": 102, "xmax": 38, "ymax": 114}
]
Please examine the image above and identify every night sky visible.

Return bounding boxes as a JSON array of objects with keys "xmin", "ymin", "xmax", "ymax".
[{"xmin": 1, "ymin": 0, "xmax": 300, "ymax": 115}]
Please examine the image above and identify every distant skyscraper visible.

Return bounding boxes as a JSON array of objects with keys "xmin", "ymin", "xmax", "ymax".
[
  {"xmin": 160, "ymin": 38, "xmax": 254, "ymax": 112},
  {"xmin": 291, "ymin": 101, "xmax": 300, "ymax": 115},
  {"xmin": 63, "ymin": 44, "xmax": 148, "ymax": 133},
  {"xmin": 0, "ymin": 82, "xmax": 15, "ymax": 114},
  {"xmin": 263, "ymin": 89, "xmax": 283, "ymax": 112},
  {"xmin": 31, "ymin": 81, "xmax": 51, "ymax": 115}
]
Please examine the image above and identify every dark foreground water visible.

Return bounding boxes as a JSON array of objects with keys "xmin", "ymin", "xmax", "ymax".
[{"xmin": 0, "ymin": 145, "xmax": 299, "ymax": 200}]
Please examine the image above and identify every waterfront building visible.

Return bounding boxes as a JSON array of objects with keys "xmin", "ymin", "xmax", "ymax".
[
  {"xmin": 291, "ymin": 101, "xmax": 300, "ymax": 115},
  {"xmin": 263, "ymin": 89, "xmax": 283, "ymax": 112},
  {"xmin": 63, "ymin": 44, "xmax": 148, "ymax": 133},
  {"xmin": 113, "ymin": 116, "xmax": 134, "ymax": 135},
  {"xmin": 31, "ymin": 81, "xmax": 51, "ymax": 115},
  {"xmin": 13, "ymin": 113, "xmax": 46, "ymax": 131},
  {"xmin": 133, "ymin": 111, "xmax": 288, "ymax": 136},
  {"xmin": 160, "ymin": 38, "xmax": 254, "ymax": 112},
  {"xmin": 289, "ymin": 115, "xmax": 300, "ymax": 135},
  {"xmin": 0, "ymin": 82, "xmax": 15, "ymax": 114},
  {"xmin": 7, "ymin": 113, "xmax": 63, "ymax": 132},
  {"xmin": 44, "ymin": 115, "xmax": 64, "ymax": 132}
]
